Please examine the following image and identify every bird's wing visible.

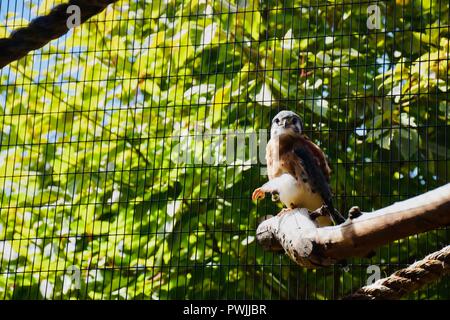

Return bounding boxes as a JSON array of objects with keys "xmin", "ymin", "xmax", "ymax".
[
  {"xmin": 293, "ymin": 139, "xmax": 345, "ymax": 224},
  {"xmin": 293, "ymin": 146, "xmax": 333, "ymax": 207},
  {"xmin": 298, "ymin": 135, "xmax": 332, "ymax": 181}
]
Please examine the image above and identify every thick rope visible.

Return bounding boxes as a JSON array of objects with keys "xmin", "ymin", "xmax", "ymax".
[
  {"xmin": 344, "ymin": 245, "xmax": 450, "ymax": 300},
  {"xmin": 0, "ymin": 0, "xmax": 118, "ymax": 69}
]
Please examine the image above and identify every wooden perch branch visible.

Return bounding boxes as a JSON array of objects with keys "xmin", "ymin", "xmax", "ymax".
[{"xmin": 256, "ymin": 183, "xmax": 450, "ymax": 268}]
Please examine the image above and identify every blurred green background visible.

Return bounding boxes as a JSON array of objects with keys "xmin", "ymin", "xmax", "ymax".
[{"xmin": 0, "ymin": 0, "xmax": 449, "ymax": 299}]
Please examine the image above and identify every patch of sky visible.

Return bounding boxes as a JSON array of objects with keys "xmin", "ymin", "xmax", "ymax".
[
  {"xmin": 409, "ymin": 167, "xmax": 418, "ymax": 179},
  {"xmin": 44, "ymin": 130, "xmax": 65, "ymax": 143},
  {"xmin": 376, "ymin": 53, "xmax": 392, "ymax": 75},
  {"xmin": 355, "ymin": 124, "xmax": 367, "ymax": 137},
  {"xmin": 322, "ymin": 85, "xmax": 329, "ymax": 98}
]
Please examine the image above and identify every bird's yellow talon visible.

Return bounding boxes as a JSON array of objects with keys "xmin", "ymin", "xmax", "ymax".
[{"xmin": 252, "ymin": 188, "xmax": 265, "ymax": 201}]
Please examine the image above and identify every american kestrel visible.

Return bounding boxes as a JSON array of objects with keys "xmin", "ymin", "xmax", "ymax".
[{"xmin": 252, "ymin": 110, "xmax": 345, "ymax": 226}]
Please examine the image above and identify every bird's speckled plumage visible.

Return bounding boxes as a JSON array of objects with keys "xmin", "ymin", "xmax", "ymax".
[{"xmin": 252, "ymin": 110, "xmax": 345, "ymax": 225}]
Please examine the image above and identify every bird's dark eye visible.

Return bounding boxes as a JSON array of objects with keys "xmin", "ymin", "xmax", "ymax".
[
  {"xmin": 292, "ymin": 118, "xmax": 297, "ymax": 125},
  {"xmin": 274, "ymin": 118, "xmax": 280, "ymax": 124}
]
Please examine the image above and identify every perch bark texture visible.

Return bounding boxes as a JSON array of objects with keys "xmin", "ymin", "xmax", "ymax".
[
  {"xmin": 256, "ymin": 183, "xmax": 450, "ymax": 268},
  {"xmin": 344, "ymin": 245, "xmax": 450, "ymax": 300}
]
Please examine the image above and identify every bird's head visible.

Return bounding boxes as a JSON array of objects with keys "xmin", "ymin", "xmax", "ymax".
[{"xmin": 270, "ymin": 110, "xmax": 303, "ymax": 138}]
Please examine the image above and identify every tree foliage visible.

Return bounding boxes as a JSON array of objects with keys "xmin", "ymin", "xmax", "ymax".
[{"xmin": 0, "ymin": 0, "xmax": 449, "ymax": 299}]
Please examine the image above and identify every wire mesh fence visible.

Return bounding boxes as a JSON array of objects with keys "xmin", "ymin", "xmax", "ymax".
[{"xmin": 0, "ymin": 0, "xmax": 449, "ymax": 299}]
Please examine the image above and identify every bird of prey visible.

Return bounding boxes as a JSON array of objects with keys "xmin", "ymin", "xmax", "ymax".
[{"xmin": 252, "ymin": 110, "xmax": 345, "ymax": 225}]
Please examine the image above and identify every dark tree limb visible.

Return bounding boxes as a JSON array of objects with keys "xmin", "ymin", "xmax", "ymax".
[
  {"xmin": 0, "ymin": 0, "xmax": 118, "ymax": 69},
  {"xmin": 256, "ymin": 183, "xmax": 450, "ymax": 268}
]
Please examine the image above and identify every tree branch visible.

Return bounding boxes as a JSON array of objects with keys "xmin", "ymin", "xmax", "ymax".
[{"xmin": 256, "ymin": 183, "xmax": 450, "ymax": 268}]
